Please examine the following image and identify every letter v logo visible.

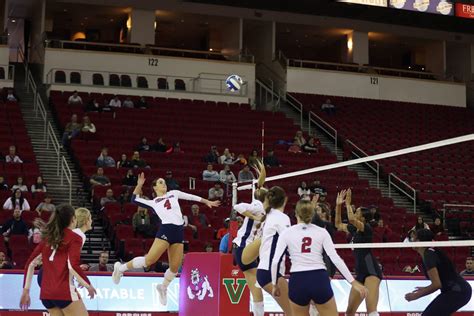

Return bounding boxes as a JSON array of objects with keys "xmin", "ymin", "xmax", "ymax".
[{"xmin": 222, "ymin": 278, "xmax": 247, "ymax": 304}]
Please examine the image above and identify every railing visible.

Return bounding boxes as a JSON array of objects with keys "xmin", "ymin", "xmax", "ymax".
[
  {"xmin": 60, "ymin": 156, "xmax": 72, "ymax": 204},
  {"xmin": 308, "ymin": 111, "xmax": 338, "ymax": 154},
  {"xmin": 46, "ymin": 122, "xmax": 61, "ymax": 175},
  {"xmin": 389, "ymin": 173, "xmax": 417, "ymax": 213},
  {"xmin": 346, "ymin": 140, "xmax": 379, "ymax": 188},
  {"xmin": 256, "ymin": 78, "xmax": 281, "ymax": 112},
  {"xmin": 286, "ymin": 93, "xmax": 304, "ymax": 128},
  {"xmin": 441, "ymin": 204, "xmax": 474, "ymax": 229}
]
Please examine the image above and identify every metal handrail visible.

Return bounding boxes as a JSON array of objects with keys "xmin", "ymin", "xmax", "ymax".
[
  {"xmin": 61, "ymin": 156, "xmax": 72, "ymax": 204},
  {"xmin": 46, "ymin": 122, "xmax": 61, "ymax": 175},
  {"xmin": 389, "ymin": 173, "xmax": 417, "ymax": 213},
  {"xmin": 308, "ymin": 111, "xmax": 338, "ymax": 154},
  {"xmin": 346, "ymin": 140, "xmax": 379, "ymax": 188},
  {"xmin": 286, "ymin": 93, "xmax": 304, "ymax": 128},
  {"xmin": 441, "ymin": 204, "xmax": 474, "ymax": 228},
  {"xmin": 256, "ymin": 78, "xmax": 281, "ymax": 111},
  {"xmin": 36, "ymin": 96, "xmax": 48, "ymax": 139}
]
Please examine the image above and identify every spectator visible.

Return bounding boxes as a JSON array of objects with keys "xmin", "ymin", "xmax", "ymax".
[
  {"xmin": 96, "ymin": 147, "xmax": 116, "ymax": 168},
  {"xmin": 61, "ymin": 114, "xmax": 82, "ymax": 146},
  {"xmin": 264, "ymin": 149, "xmax": 282, "ymax": 168},
  {"xmin": 430, "ymin": 217, "xmax": 444, "ymax": 236},
  {"xmin": 234, "ymin": 154, "xmax": 247, "ymax": 166},
  {"xmin": 219, "ymin": 148, "xmax": 235, "ymax": 165},
  {"xmin": 120, "ymin": 189, "xmax": 132, "ymax": 205},
  {"xmin": 35, "ymin": 195, "xmax": 55, "ymax": 215},
  {"xmin": 219, "ymin": 216, "xmax": 243, "ymax": 253},
  {"xmin": 310, "ymin": 180, "xmax": 326, "ymax": 195},
  {"xmin": 165, "ymin": 171, "xmax": 180, "ymax": 190},
  {"xmin": 122, "ymin": 169, "xmax": 138, "ymax": 187},
  {"xmin": 369, "ymin": 206, "xmax": 381, "ymax": 224},
  {"xmin": 238, "ymin": 165, "xmax": 255, "ymax": 182},
  {"xmin": 154, "ymin": 137, "xmax": 168, "ymax": 152},
  {"xmin": 168, "ymin": 141, "xmax": 183, "ymax": 154},
  {"xmin": 217, "ymin": 218, "xmax": 230, "ymax": 240},
  {"xmin": 136, "ymin": 136, "xmax": 151, "ymax": 151},
  {"xmin": 248, "ymin": 149, "xmax": 260, "ymax": 169},
  {"xmin": 0, "ymin": 209, "xmax": 28, "ymax": 242},
  {"xmin": 85, "ymin": 98, "xmax": 101, "ymax": 112},
  {"xmin": 294, "ymin": 130, "xmax": 306, "ymax": 147},
  {"xmin": 203, "ymin": 164, "xmax": 220, "ymax": 182},
  {"xmin": 318, "ymin": 193, "xmax": 331, "ymax": 215},
  {"xmin": 374, "ymin": 219, "xmax": 393, "ymax": 241},
  {"xmin": 204, "ymin": 243, "xmax": 213, "ymax": 252},
  {"xmin": 183, "ymin": 213, "xmax": 197, "ymax": 233},
  {"xmin": 136, "ymin": 96, "xmax": 148, "ymax": 109},
  {"xmin": 219, "ymin": 165, "xmax": 236, "ymax": 184},
  {"xmin": 117, "ymin": 153, "xmax": 132, "ymax": 169},
  {"xmin": 188, "ymin": 204, "xmax": 210, "ymax": 228},
  {"xmin": 403, "ymin": 230, "xmax": 417, "ymax": 243},
  {"xmin": 208, "ymin": 183, "xmax": 224, "ymax": 201},
  {"xmin": 204, "ymin": 146, "xmax": 219, "ymax": 164},
  {"xmin": 460, "ymin": 257, "xmax": 474, "ymax": 277},
  {"xmin": 130, "ymin": 151, "xmax": 149, "ymax": 168},
  {"xmin": 6, "ymin": 89, "xmax": 17, "ymax": 102},
  {"xmin": 28, "ymin": 219, "xmax": 43, "ymax": 245},
  {"xmin": 133, "ymin": 206, "xmax": 154, "ymax": 237},
  {"xmin": 88, "ymin": 252, "xmax": 114, "ymax": 272},
  {"xmin": 122, "ymin": 97, "xmax": 134, "ymax": 108},
  {"xmin": 31, "ymin": 176, "xmax": 47, "ymax": 193},
  {"xmin": 89, "ymin": 167, "xmax": 111, "ymax": 187},
  {"xmin": 0, "ymin": 176, "xmax": 8, "ymax": 190},
  {"xmin": 100, "ymin": 189, "xmax": 117, "ymax": 207},
  {"xmin": 5, "ymin": 145, "xmax": 23, "ymax": 163},
  {"xmin": 0, "ymin": 251, "xmax": 12, "ymax": 269},
  {"xmin": 81, "ymin": 116, "xmax": 96, "ymax": 134},
  {"xmin": 109, "ymin": 95, "xmax": 122, "ymax": 108},
  {"xmin": 288, "ymin": 140, "xmax": 302, "ymax": 154},
  {"xmin": 411, "ymin": 216, "xmax": 430, "ymax": 231},
  {"xmin": 3, "ymin": 189, "xmax": 30, "ymax": 212},
  {"xmin": 302, "ymin": 137, "xmax": 319, "ymax": 154},
  {"xmin": 297, "ymin": 181, "xmax": 311, "ymax": 197},
  {"xmin": 11, "ymin": 177, "xmax": 28, "ymax": 192},
  {"xmin": 321, "ymin": 98, "xmax": 336, "ymax": 115},
  {"xmin": 67, "ymin": 91, "xmax": 83, "ymax": 105}
]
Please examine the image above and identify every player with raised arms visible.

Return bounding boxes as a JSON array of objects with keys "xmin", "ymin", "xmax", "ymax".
[
  {"xmin": 271, "ymin": 199, "xmax": 368, "ymax": 316},
  {"xmin": 335, "ymin": 189, "xmax": 382, "ymax": 316},
  {"xmin": 232, "ymin": 160, "xmax": 267, "ymax": 316},
  {"xmin": 112, "ymin": 173, "xmax": 220, "ymax": 305},
  {"xmin": 20, "ymin": 204, "xmax": 96, "ymax": 316}
]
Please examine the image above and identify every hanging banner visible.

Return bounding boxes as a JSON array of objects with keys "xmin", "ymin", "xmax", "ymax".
[
  {"xmin": 456, "ymin": 3, "xmax": 474, "ymax": 18},
  {"xmin": 338, "ymin": 0, "xmax": 388, "ymax": 7},
  {"xmin": 389, "ymin": 0, "xmax": 454, "ymax": 15}
]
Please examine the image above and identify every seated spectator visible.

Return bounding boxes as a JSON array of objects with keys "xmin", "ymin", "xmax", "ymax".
[
  {"xmin": 85, "ymin": 98, "xmax": 101, "ymax": 112},
  {"xmin": 220, "ymin": 148, "xmax": 235, "ymax": 165},
  {"xmin": 374, "ymin": 219, "xmax": 393, "ymax": 241},
  {"xmin": 11, "ymin": 176, "xmax": 28, "ymax": 192},
  {"xmin": 321, "ymin": 98, "xmax": 336, "ymax": 115},
  {"xmin": 317, "ymin": 193, "xmax": 331, "ymax": 214},
  {"xmin": 3, "ymin": 189, "xmax": 30, "ymax": 212},
  {"xmin": 168, "ymin": 141, "xmax": 183, "ymax": 154},
  {"xmin": 219, "ymin": 165, "xmax": 236, "ymax": 184},
  {"xmin": 411, "ymin": 216, "xmax": 430, "ymax": 231},
  {"xmin": 120, "ymin": 189, "xmax": 132, "ymax": 205},
  {"xmin": 0, "ymin": 176, "xmax": 8, "ymax": 190},
  {"xmin": 130, "ymin": 151, "xmax": 149, "ymax": 168},
  {"xmin": 264, "ymin": 149, "xmax": 282, "ymax": 167},
  {"xmin": 248, "ymin": 149, "xmax": 260, "ymax": 169},
  {"xmin": 297, "ymin": 181, "xmax": 311, "ymax": 197},
  {"xmin": 6, "ymin": 89, "xmax": 17, "ymax": 102},
  {"xmin": 28, "ymin": 219, "xmax": 43, "ymax": 244},
  {"xmin": 31, "ymin": 176, "xmax": 47, "ymax": 193},
  {"xmin": 117, "ymin": 153, "xmax": 132, "ymax": 169},
  {"xmin": 136, "ymin": 96, "xmax": 148, "ymax": 109},
  {"xmin": 183, "ymin": 213, "xmax": 197, "ymax": 233},
  {"xmin": 0, "ymin": 251, "xmax": 13, "ymax": 269},
  {"xmin": 302, "ymin": 137, "xmax": 319, "ymax": 154},
  {"xmin": 217, "ymin": 218, "xmax": 230, "ymax": 240},
  {"xmin": 165, "ymin": 171, "xmax": 180, "ymax": 190},
  {"xmin": 122, "ymin": 97, "xmax": 134, "ymax": 108},
  {"xmin": 154, "ymin": 137, "xmax": 168, "ymax": 152},
  {"xmin": 67, "ymin": 91, "xmax": 83, "ymax": 105},
  {"xmin": 137, "ymin": 137, "xmax": 151, "ymax": 151},
  {"xmin": 203, "ymin": 164, "xmax": 220, "ymax": 182},
  {"xmin": 188, "ymin": 204, "xmax": 211, "ymax": 228},
  {"xmin": 369, "ymin": 206, "xmax": 381, "ymax": 225},
  {"xmin": 234, "ymin": 154, "xmax": 247, "ymax": 166},
  {"xmin": 61, "ymin": 114, "xmax": 82, "ymax": 146},
  {"xmin": 102, "ymin": 98, "xmax": 113, "ymax": 111},
  {"xmin": 219, "ymin": 216, "xmax": 243, "ymax": 253},
  {"xmin": 288, "ymin": 141, "xmax": 302, "ymax": 154},
  {"xmin": 310, "ymin": 180, "xmax": 326, "ymax": 195},
  {"xmin": 204, "ymin": 243, "xmax": 214, "ymax": 252},
  {"xmin": 109, "ymin": 95, "xmax": 122, "ymax": 108},
  {"xmin": 88, "ymin": 252, "xmax": 113, "ymax": 272},
  {"xmin": 204, "ymin": 146, "xmax": 219, "ymax": 164},
  {"xmin": 81, "ymin": 116, "xmax": 96, "ymax": 134},
  {"xmin": 5, "ymin": 145, "xmax": 23, "ymax": 163},
  {"xmin": 0, "ymin": 209, "xmax": 29, "ymax": 242},
  {"xmin": 100, "ymin": 189, "xmax": 117, "ymax": 207},
  {"xmin": 238, "ymin": 165, "xmax": 255, "ymax": 183},
  {"xmin": 430, "ymin": 217, "xmax": 444, "ymax": 236},
  {"xmin": 89, "ymin": 167, "xmax": 111, "ymax": 188},
  {"xmin": 35, "ymin": 195, "xmax": 55, "ymax": 215},
  {"xmin": 133, "ymin": 206, "xmax": 154, "ymax": 237},
  {"xmin": 460, "ymin": 257, "xmax": 474, "ymax": 277},
  {"xmin": 294, "ymin": 130, "xmax": 306, "ymax": 147},
  {"xmin": 122, "ymin": 169, "xmax": 138, "ymax": 187},
  {"xmin": 208, "ymin": 183, "xmax": 224, "ymax": 201},
  {"xmin": 96, "ymin": 147, "xmax": 116, "ymax": 168},
  {"xmin": 403, "ymin": 230, "xmax": 417, "ymax": 243}
]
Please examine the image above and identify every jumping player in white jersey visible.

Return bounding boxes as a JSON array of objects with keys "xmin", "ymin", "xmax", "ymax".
[
  {"xmin": 112, "ymin": 173, "xmax": 220, "ymax": 306},
  {"xmin": 232, "ymin": 161, "xmax": 267, "ymax": 316},
  {"xmin": 256, "ymin": 186, "xmax": 293, "ymax": 315},
  {"xmin": 272, "ymin": 200, "xmax": 368, "ymax": 316}
]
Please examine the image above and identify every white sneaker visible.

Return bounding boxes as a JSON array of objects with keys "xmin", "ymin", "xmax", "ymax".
[
  {"xmin": 156, "ymin": 284, "xmax": 168, "ymax": 305},
  {"xmin": 112, "ymin": 262, "xmax": 123, "ymax": 285}
]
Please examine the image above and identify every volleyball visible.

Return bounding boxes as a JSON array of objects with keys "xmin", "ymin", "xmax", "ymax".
[{"xmin": 226, "ymin": 74, "xmax": 243, "ymax": 92}]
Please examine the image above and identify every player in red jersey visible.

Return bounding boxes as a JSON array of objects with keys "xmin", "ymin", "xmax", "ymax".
[{"xmin": 20, "ymin": 204, "xmax": 97, "ymax": 315}]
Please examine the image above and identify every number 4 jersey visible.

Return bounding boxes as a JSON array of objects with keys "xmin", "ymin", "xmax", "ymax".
[{"xmin": 132, "ymin": 190, "xmax": 202, "ymax": 225}]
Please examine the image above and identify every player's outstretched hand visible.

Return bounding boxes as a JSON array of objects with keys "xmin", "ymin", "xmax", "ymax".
[
  {"xmin": 137, "ymin": 172, "xmax": 146, "ymax": 186},
  {"xmin": 272, "ymin": 284, "xmax": 281, "ymax": 297},
  {"xmin": 87, "ymin": 285, "xmax": 98, "ymax": 299},
  {"xmin": 336, "ymin": 189, "xmax": 347, "ymax": 206},
  {"xmin": 205, "ymin": 200, "xmax": 221, "ymax": 208},
  {"xmin": 351, "ymin": 281, "xmax": 368, "ymax": 299},
  {"xmin": 345, "ymin": 188, "xmax": 352, "ymax": 205},
  {"xmin": 19, "ymin": 289, "xmax": 31, "ymax": 311}
]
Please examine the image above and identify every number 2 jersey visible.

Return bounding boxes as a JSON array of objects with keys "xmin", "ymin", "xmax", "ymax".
[
  {"xmin": 233, "ymin": 200, "xmax": 264, "ymax": 248},
  {"xmin": 132, "ymin": 190, "xmax": 202, "ymax": 225}
]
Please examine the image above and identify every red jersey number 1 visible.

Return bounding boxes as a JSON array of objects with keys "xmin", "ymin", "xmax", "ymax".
[
  {"xmin": 164, "ymin": 199, "xmax": 172, "ymax": 210},
  {"xmin": 301, "ymin": 237, "xmax": 312, "ymax": 253}
]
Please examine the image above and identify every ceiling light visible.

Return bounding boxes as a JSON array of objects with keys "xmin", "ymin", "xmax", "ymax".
[
  {"xmin": 11, "ymin": 19, "xmax": 16, "ymax": 23},
  {"xmin": 209, "ymin": 48, "xmax": 213, "ymax": 51}
]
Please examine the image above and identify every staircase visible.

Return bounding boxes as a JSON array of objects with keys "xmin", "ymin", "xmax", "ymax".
[{"xmin": 14, "ymin": 64, "xmax": 116, "ymax": 264}]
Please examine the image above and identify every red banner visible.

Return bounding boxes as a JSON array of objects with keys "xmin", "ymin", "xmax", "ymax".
[
  {"xmin": 456, "ymin": 3, "xmax": 474, "ymax": 18},
  {"xmin": 1, "ymin": 312, "xmax": 473, "ymax": 316}
]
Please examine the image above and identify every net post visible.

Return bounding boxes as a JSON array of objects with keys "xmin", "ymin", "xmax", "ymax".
[{"xmin": 232, "ymin": 182, "xmax": 238, "ymax": 207}]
